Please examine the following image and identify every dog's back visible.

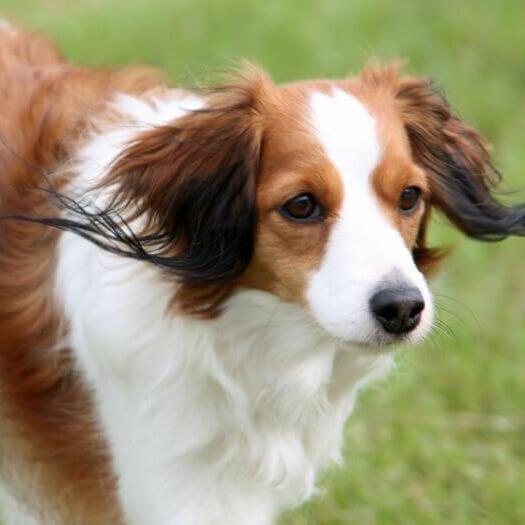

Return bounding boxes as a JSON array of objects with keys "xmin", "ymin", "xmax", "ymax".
[
  {"xmin": 0, "ymin": 22, "xmax": 161, "ymax": 525},
  {"xmin": 0, "ymin": 20, "xmax": 62, "ymax": 202}
]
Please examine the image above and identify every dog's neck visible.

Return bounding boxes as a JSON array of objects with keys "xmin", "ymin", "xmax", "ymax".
[{"xmin": 58, "ymin": 250, "xmax": 392, "ymax": 524}]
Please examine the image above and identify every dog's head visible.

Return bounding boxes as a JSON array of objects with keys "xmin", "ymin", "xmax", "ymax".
[{"xmin": 51, "ymin": 63, "xmax": 525, "ymax": 347}]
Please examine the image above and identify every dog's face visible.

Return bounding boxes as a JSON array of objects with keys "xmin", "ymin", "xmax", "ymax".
[
  {"xmin": 57, "ymin": 64, "xmax": 523, "ymax": 347},
  {"xmin": 240, "ymin": 79, "xmax": 433, "ymax": 346}
]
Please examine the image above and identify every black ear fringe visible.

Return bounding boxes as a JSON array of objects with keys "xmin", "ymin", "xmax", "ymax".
[
  {"xmin": 397, "ymin": 75, "xmax": 525, "ymax": 243},
  {"xmin": 7, "ymin": 187, "xmax": 167, "ymax": 265},
  {"xmin": 7, "ymin": 181, "xmax": 255, "ymax": 285},
  {"xmin": 431, "ymin": 157, "xmax": 525, "ymax": 242}
]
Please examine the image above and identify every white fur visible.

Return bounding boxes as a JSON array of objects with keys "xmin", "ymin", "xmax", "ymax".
[
  {"xmin": 55, "ymin": 91, "xmax": 402, "ymax": 525},
  {"xmin": 307, "ymin": 88, "xmax": 433, "ymax": 345},
  {"xmin": 0, "ymin": 483, "xmax": 42, "ymax": 525}
]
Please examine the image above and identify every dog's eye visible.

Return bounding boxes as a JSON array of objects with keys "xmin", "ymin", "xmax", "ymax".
[
  {"xmin": 399, "ymin": 187, "xmax": 422, "ymax": 213},
  {"xmin": 280, "ymin": 193, "xmax": 323, "ymax": 222}
]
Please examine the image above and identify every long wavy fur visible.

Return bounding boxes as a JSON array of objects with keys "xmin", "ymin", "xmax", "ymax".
[{"xmin": 5, "ymin": 72, "xmax": 268, "ymax": 316}]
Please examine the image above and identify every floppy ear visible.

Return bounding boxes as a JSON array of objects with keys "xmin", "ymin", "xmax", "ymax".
[
  {"xmin": 23, "ymin": 68, "xmax": 270, "ymax": 315},
  {"xmin": 397, "ymin": 77, "xmax": 525, "ymax": 241}
]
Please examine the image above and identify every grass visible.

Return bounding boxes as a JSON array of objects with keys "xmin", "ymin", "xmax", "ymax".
[{"xmin": 1, "ymin": 0, "xmax": 525, "ymax": 523}]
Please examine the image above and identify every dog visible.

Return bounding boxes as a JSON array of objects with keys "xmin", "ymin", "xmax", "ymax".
[{"xmin": 0, "ymin": 21, "xmax": 523, "ymax": 525}]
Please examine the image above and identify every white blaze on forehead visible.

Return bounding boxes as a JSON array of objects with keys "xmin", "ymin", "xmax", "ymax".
[
  {"xmin": 306, "ymin": 88, "xmax": 433, "ymax": 344},
  {"xmin": 309, "ymin": 88, "xmax": 380, "ymax": 186}
]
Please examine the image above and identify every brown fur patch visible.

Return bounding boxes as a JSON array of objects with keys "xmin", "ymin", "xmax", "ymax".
[
  {"xmin": 353, "ymin": 64, "xmax": 450, "ymax": 273},
  {"xmin": 239, "ymin": 84, "xmax": 343, "ymax": 304},
  {"xmin": 355, "ymin": 62, "xmax": 516, "ymax": 264},
  {"xmin": 0, "ymin": 23, "xmax": 161, "ymax": 524},
  {"xmin": 365, "ymin": 89, "xmax": 429, "ymax": 253}
]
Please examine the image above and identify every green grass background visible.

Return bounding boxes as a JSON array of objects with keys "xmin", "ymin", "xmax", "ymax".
[{"xmin": 1, "ymin": 0, "xmax": 524, "ymax": 523}]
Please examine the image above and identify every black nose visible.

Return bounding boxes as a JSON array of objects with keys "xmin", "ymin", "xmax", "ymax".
[{"xmin": 370, "ymin": 287, "xmax": 425, "ymax": 335}]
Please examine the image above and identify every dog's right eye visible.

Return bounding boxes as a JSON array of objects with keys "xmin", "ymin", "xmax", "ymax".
[
  {"xmin": 399, "ymin": 186, "xmax": 422, "ymax": 213},
  {"xmin": 279, "ymin": 193, "xmax": 324, "ymax": 222}
]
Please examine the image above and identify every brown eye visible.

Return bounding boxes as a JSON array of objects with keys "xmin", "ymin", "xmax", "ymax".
[
  {"xmin": 280, "ymin": 193, "xmax": 323, "ymax": 222},
  {"xmin": 399, "ymin": 187, "xmax": 422, "ymax": 213}
]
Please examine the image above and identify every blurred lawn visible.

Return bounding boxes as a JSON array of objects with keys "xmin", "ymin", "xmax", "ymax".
[{"xmin": 1, "ymin": 1, "xmax": 525, "ymax": 524}]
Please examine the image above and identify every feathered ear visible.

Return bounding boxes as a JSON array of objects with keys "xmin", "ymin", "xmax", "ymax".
[
  {"xmin": 23, "ymin": 67, "xmax": 271, "ymax": 316},
  {"xmin": 396, "ymin": 76, "xmax": 525, "ymax": 241}
]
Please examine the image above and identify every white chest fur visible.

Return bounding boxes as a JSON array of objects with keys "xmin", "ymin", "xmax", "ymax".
[{"xmin": 55, "ymin": 93, "xmax": 394, "ymax": 525}]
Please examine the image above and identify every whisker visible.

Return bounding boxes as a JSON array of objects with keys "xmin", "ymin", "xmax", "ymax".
[
  {"xmin": 433, "ymin": 318, "xmax": 458, "ymax": 345},
  {"xmin": 434, "ymin": 292, "xmax": 481, "ymax": 330}
]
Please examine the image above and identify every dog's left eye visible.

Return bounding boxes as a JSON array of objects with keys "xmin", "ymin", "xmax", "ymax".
[
  {"xmin": 399, "ymin": 186, "xmax": 422, "ymax": 213},
  {"xmin": 280, "ymin": 193, "xmax": 323, "ymax": 222}
]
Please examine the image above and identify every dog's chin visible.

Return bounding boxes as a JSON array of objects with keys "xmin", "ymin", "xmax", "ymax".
[
  {"xmin": 336, "ymin": 335, "xmax": 402, "ymax": 355},
  {"xmin": 324, "ymin": 325, "xmax": 431, "ymax": 354}
]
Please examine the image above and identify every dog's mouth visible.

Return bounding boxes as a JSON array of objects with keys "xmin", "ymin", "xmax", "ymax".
[
  {"xmin": 322, "ymin": 313, "xmax": 433, "ymax": 353},
  {"xmin": 368, "ymin": 328, "xmax": 429, "ymax": 350}
]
